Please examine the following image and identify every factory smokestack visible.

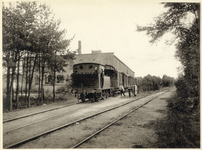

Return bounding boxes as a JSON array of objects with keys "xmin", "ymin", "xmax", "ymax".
[{"xmin": 78, "ymin": 41, "xmax": 81, "ymax": 54}]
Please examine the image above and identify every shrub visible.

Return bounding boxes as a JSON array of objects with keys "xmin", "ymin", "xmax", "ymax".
[
  {"xmin": 56, "ymin": 83, "xmax": 72, "ymax": 93},
  {"xmin": 154, "ymin": 93, "xmax": 200, "ymax": 148},
  {"xmin": 175, "ymin": 77, "xmax": 190, "ymax": 99},
  {"xmin": 56, "ymin": 93, "xmax": 66, "ymax": 101},
  {"xmin": 30, "ymin": 87, "xmax": 38, "ymax": 93},
  {"xmin": 45, "ymin": 92, "xmax": 53, "ymax": 102},
  {"xmin": 56, "ymin": 86, "xmax": 66, "ymax": 93},
  {"xmin": 44, "ymin": 88, "xmax": 50, "ymax": 94}
]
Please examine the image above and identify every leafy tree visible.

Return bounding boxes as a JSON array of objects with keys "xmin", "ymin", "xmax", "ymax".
[
  {"xmin": 3, "ymin": 1, "xmax": 75, "ymax": 110},
  {"xmin": 162, "ymin": 74, "xmax": 175, "ymax": 87},
  {"xmin": 137, "ymin": 3, "xmax": 200, "ymax": 109},
  {"xmin": 137, "ymin": 74, "xmax": 162, "ymax": 91}
]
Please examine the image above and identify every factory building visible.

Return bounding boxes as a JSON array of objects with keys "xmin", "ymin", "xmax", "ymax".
[{"xmin": 34, "ymin": 41, "xmax": 135, "ymax": 90}]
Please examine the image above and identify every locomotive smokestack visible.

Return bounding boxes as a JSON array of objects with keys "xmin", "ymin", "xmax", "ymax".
[{"xmin": 78, "ymin": 41, "xmax": 81, "ymax": 54}]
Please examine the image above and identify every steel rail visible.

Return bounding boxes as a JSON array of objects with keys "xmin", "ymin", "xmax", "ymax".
[
  {"xmin": 4, "ymin": 91, "xmax": 166, "ymax": 148},
  {"xmin": 71, "ymin": 91, "xmax": 168, "ymax": 148},
  {"xmin": 4, "ymin": 108, "xmax": 77, "ymax": 134},
  {"xmin": 3, "ymin": 102, "xmax": 81, "ymax": 123}
]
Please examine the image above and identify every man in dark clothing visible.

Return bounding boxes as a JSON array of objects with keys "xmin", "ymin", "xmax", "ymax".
[
  {"xmin": 119, "ymin": 84, "xmax": 125, "ymax": 97},
  {"xmin": 128, "ymin": 85, "xmax": 131, "ymax": 97}
]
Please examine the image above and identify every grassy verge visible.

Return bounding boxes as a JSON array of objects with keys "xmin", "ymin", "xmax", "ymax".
[
  {"xmin": 3, "ymin": 92, "xmax": 77, "ymax": 112},
  {"xmin": 153, "ymin": 92, "xmax": 200, "ymax": 148}
]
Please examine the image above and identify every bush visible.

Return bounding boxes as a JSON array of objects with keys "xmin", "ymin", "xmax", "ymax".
[
  {"xmin": 30, "ymin": 87, "xmax": 38, "ymax": 93},
  {"xmin": 56, "ymin": 83, "xmax": 72, "ymax": 93},
  {"xmin": 175, "ymin": 77, "xmax": 190, "ymax": 99},
  {"xmin": 154, "ymin": 93, "xmax": 200, "ymax": 148},
  {"xmin": 56, "ymin": 93, "xmax": 66, "ymax": 101},
  {"xmin": 45, "ymin": 91, "xmax": 53, "ymax": 102},
  {"xmin": 44, "ymin": 88, "xmax": 50, "ymax": 94},
  {"xmin": 56, "ymin": 86, "xmax": 66, "ymax": 93}
]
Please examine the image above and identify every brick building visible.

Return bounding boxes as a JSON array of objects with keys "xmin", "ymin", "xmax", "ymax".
[{"xmin": 32, "ymin": 41, "xmax": 135, "ymax": 91}]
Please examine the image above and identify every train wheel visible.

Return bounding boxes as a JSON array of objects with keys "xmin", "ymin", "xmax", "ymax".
[
  {"xmin": 101, "ymin": 91, "xmax": 105, "ymax": 100},
  {"xmin": 80, "ymin": 93, "xmax": 85, "ymax": 102},
  {"xmin": 105, "ymin": 90, "xmax": 108, "ymax": 99},
  {"xmin": 93, "ymin": 92, "xmax": 97, "ymax": 102},
  {"xmin": 96, "ymin": 92, "xmax": 101, "ymax": 102}
]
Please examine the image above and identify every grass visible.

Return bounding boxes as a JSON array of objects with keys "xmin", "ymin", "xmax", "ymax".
[
  {"xmin": 153, "ymin": 93, "xmax": 200, "ymax": 148},
  {"xmin": 3, "ymin": 91, "xmax": 77, "ymax": 112}
]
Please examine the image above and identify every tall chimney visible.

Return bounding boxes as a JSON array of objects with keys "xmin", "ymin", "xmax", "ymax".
[{"xmin": 78, "ymin": 41, "xmax": 81, "ymax": 54}]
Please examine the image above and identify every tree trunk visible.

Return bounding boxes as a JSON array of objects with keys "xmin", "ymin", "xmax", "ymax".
[
  {"xmin": 21, "ymin": 57, "xmax": 25, "ymax": 96},
  {"xmin": 25, "ymin": 52, "xmax": 29, "ymax": 107},
  {"xmin": 6, "ymin": 66, "xmax": 10, "ymax": 111},
  {"xmin": 9, "ymin": 67, "xmax": 15, "ymax": 111},
  {"xmin": 38, "ymin": 53, "xmax": 41, "ymax": 103},
  {"xmin": 16, "ymin": 53, "xmax": 20, "ymax": 109},
  {"xmin": 27, "ymin": 54, "xmax": 38, "ymax": 108},
  {"xmin": 53, "ymin": 71, "xmax": 56, "ymax": 102},
  {"xmin": 41, "ymin": 62, "xmax": 45, "ymax": 104},
  {"xmin": 53, "ymin": 61, "xmax": 56, "ymax": 102}
]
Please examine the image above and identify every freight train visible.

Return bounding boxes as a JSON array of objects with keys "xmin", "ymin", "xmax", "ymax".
[{"xmin": 71, "ymin": 62, "xmax": 136, "ymax": 102}]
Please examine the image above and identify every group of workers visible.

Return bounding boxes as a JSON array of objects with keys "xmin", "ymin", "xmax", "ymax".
[{"xmin": 119, "ymin": 84, "xmax": 137, "ymax": 97}]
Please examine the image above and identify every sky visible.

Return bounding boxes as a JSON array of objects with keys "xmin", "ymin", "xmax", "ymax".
[{"xmin": 5, "ymin": 0, "xmax": 183, "ymax": 78}]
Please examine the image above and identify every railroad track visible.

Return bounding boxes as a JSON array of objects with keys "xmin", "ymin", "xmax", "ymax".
[
  {"xmin": 71, "ymin": 91, "xmax": 167, "ymax": 148},
  {"xmin": 4, "ymin": 90, "xmax": 168, "ymax": 148},
  {"xmin": 3, "ymin": 102, "xmax": 81, "ymax": 123},
  {"xmin": 4, "ymin": 99, "xmax": 97, "ymax": 134}
]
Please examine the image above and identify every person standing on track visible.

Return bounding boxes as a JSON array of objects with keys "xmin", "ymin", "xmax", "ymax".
[
  {"xmin": 119, "ymin": 84, "xmax": 125, "ymax": 97},
  {"xmin": 131, "ymin": 85, "xmax": 135, "ymax": 96},
  {"xmin": 128, "ymin": 85, "xmax": 131, "ymax": 97},
  {"xmin": 134, "ymin": 84, "xmax": 137, "ymax": 96}
]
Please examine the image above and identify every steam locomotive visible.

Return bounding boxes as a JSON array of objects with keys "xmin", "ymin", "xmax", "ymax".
[{"xmin": 71, "ymin": 62, "xmax": 136, "ymax": 102}]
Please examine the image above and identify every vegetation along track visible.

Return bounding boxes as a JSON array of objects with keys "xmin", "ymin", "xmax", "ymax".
[{"xmin": 4, "ymin": 90, "xmax": 168, "ymax": 148}]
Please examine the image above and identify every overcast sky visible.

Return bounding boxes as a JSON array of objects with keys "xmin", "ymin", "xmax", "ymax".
[{"xmin": 6, "ymin": 0, "xmax": 182, "ymax": 78}]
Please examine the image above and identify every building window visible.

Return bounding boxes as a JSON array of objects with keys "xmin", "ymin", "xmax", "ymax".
[
  {"xmin": 57, "ymin": 75, "xmax": 64, "ymax": 83},
  {"xmin": 48, "ymin": 75, "xmax": 52, "ymax": 83},
  {"xmin": 63, "ymin": 61, "xmax": 68, "ymax": 67},
  {"xmin": 103, "ymin": 58, "xmax": 108, "ymax": 65},
  {"xmin": 45, "ymin": 75, "xmax": 48, "ymax": 83},
  {"xmin": 35, "ymin": 75, "xmax": 39, "ymax": 85},
  {"xmin": 79, "ymin": 59, "xmax": 84, "ymax": 62}
]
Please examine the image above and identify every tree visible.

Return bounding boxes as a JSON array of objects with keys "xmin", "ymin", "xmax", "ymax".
[
  {"xmin": 3, "ymin": 2, "xmax": 29, "ymax": 110},
  {"xmin": 3, "ymin": 1, "xmax": 75, "ymax": 110},
  {"xmin": 162, "ymin": 74, "xmax": 175, "ymax": 87},
  {"xmin": 137, "ymin": 3, "xmax": 200, "ymax": 109}
]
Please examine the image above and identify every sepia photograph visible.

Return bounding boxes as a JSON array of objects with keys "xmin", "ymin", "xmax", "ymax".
[{"xmin": 2, "ymin": 0, "xmax": 200, "ymax": 148}]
